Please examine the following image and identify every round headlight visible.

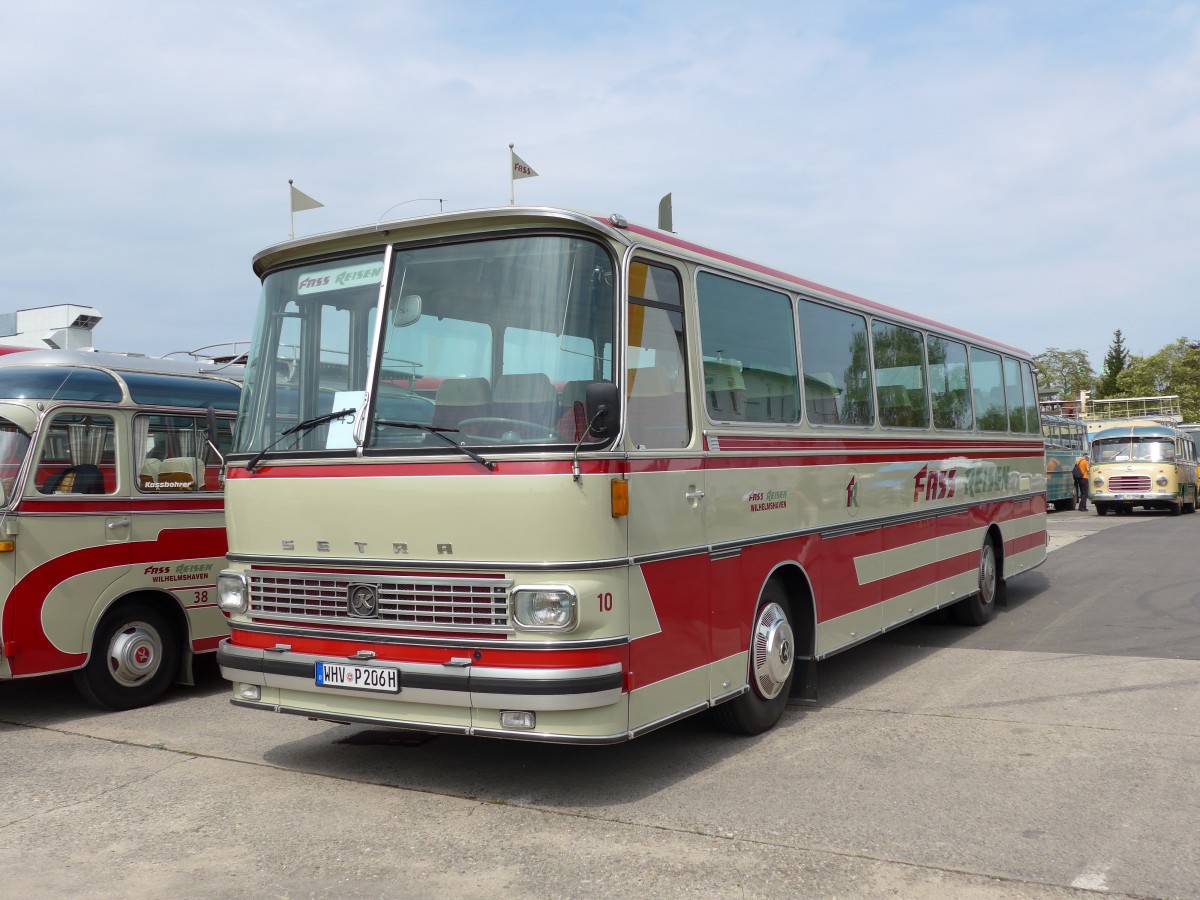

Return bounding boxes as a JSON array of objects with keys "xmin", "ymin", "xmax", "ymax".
[
  {"xmin": 1156, "ymin": 476, "xmax": 1169, "ymax": 487},
  {"xmin": 511, "ymin": 587, "xmax": 578, "ymax": 631},
  {"xmin": 1093, "ymin": 477, "xmax": 1103, "ymax": 487},
  {"xmin": 217, "ymin": 571, "xmax": 249, "ymax": 614}
]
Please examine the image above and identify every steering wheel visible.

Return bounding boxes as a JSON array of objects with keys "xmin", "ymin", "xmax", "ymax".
[{"xmin": 458, "ymin": 417, "xmax": 561, "ymax": 443}]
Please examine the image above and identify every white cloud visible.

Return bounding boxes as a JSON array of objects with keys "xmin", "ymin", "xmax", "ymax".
[{"xmin": 0, "ymin": 0, "xmax": 1197, "ymax": 369}]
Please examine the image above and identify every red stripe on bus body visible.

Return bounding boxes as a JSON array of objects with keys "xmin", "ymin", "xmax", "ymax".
[
  {"xmin": 2, "ymin": 527, "xmax": 228, "ymax": 676},
  {"xmin": 702, "ymin": 451, "xmax": 1043, "ymax": 470},
  {"xmin": 1005, "ymin": 530, "xmax": 1047, "ymax": 556},
  {"xmin": 228, "ymin": 627, "xmax": 624, "ymax": 670},
  {"xmin": 250, "ymin": 565, "xmax": 506, "ymax": 580},
  {"xmin": 226, "ymin": 459, "xmax": 628, "ymax": 480},
  {"xmin": 18, "ymin": 498, "xmax": 223, "ymax": 514},
  {"xmin": 708, "ymin": 436, "xmax": 1043, "ymax": 452},
  {"xmin": 223, "ymin": 453, "xmax": 1040, "ymax": 483}
]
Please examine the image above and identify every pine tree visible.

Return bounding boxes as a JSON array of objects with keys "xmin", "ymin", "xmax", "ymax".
[{"xmin": 1096, "ymin": 329, "xmax": 1129, "ymax": 398}]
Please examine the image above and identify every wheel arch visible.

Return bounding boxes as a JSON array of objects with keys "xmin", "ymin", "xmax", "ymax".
[
  {"xmin": 93, "ymin": 588, "xmax": 194, "ymax": 684},
  {"xmin": 760, "ymin": 561, "xmax": 816, "ymax": 663}
]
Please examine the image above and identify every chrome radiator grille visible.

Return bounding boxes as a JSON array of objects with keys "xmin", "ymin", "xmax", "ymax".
[
  {"xmin": 248, "ymin": 569, "xmax": 512, "ymax": 633},
  {"xmin": 1106, "ymin": 475, "xmax": 1152, "ymax": 492}
]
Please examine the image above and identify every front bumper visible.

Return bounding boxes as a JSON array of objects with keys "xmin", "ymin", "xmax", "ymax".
[{"xmin": 217, "ymin": 639, "xmax": 631, "ymax": 744}]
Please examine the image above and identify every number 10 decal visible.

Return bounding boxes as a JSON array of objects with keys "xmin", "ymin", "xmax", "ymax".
[{"xmin": 597, "ymin": 592, "xmax": 613, "ymax": 612}]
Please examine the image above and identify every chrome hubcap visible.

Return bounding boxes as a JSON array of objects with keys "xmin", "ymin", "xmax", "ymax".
[
  {"xmin": 979, "ymin": 544, "xmax": 996, "ymax": 606},
  {"xmin": 108, "ymin": 622, "xmax": 163, "ymax": 687},
  {"xmin": 751, "ymin": 602, "xmax": 794, "ymax": 700}
]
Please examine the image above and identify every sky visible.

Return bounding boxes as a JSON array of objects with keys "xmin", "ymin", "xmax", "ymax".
[{"xmin": 2, "ymin": 1, "xmax": 1197, "ymax": 371}]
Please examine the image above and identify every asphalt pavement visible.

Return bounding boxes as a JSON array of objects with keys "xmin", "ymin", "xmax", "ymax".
[{"xmin": 0, "ymin": 506, "xmax": 1196, "ymax": 899}]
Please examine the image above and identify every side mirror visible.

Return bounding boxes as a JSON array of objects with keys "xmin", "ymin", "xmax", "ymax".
[
  {"xmin": 584, "ymin": 381, "xmax": 619, "ymax": 441},
  {"xmin": 392, "ymin": 294, "xmax": 422, "ymax": 328}
]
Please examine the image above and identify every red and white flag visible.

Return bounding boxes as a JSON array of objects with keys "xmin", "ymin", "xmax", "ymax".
[{"xmin": 511, "ymin": 148, "xmax": 538, "ymax": 180}]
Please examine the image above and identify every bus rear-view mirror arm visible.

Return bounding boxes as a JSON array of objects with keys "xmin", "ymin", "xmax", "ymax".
[{"xmin": 573, "ymin": 382, "xmax": 619, "ymax": 482}]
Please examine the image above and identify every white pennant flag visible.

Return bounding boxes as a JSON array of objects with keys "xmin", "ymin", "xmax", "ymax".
[
  {"xmin": 290, "ymin": 182, "xmax": 324, "ymax": 213},
  {"xmin": 511, "ymin": 149, "xmax": 538, "ymax": 180}
]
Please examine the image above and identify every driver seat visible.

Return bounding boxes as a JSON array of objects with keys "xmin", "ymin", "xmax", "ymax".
[
  {"xmin": 432, "ymin": 377, "xmax": 490, "ymax": 430},
  {"xmin": 492, "ymin": 373, "xmax": 557, "ymax": 431}
]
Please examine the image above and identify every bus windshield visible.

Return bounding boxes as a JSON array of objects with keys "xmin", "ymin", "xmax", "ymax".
[
  {"xmin": 1092, "ymin": 436, "xmax": 1176, "ymax": 462},
  {"xmin": 235, "ymin": 234, "xmax": 616, "ymax": 456}
]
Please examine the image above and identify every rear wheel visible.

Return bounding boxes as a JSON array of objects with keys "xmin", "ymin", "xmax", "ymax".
[
  {"xmin": 952, "ymin": 538, "xmax": 998, "ymax": 626},
  {"xmin": 73, "ymin": 602, "xmax": 179, "ymax": 710},
  {"xmin": 712, "ymin": 581, "xmax": 795, "ymax": 735}
]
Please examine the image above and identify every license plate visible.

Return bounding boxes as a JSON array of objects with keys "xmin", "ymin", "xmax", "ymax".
[{"xmin": 315, "ymin": 661, "xmax": 400, "ymax": 693}]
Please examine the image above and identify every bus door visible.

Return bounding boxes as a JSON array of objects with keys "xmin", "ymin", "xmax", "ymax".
[
  {"xmin": 623, "ymin": 258, "xmax": 711, "ymax": 731},
  {"xmin": 129, "ymin": 412, "xmax": 230, "ymax": 638},
  {"xmin": 11, "ymin": 409, "xmax": 130, "ymax": 674}
]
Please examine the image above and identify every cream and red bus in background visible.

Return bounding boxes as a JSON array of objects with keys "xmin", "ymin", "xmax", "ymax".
[
  {"xmin": 216, "ymin": 207, "xmax": 1046, "ymax": 744},
  {"xmin": 0, "ymin": 350, "xmax": 241, "ymax": 708},
  {"xmin": 1089, "ymin": 422, "xmax": 1198, "ymax": 516}
]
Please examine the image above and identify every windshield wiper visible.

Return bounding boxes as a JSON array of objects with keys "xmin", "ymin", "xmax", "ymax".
[
  {"xmin": 374, "ymin": 420, "xmax": 495, "ymax": 471},
  {"xmin": 246, "ymin": 407, "xmax": 357, "ymax": 473}
]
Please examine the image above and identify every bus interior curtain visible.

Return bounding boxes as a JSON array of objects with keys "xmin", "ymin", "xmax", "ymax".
[{"xmin": 68, "ymin": 422, "xmax": 107, "ymax": 464}]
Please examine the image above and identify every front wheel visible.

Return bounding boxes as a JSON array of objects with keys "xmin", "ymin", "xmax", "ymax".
[
  {"xmin": 711, "ymin": 581, "xmax": 795, "ymax": 735},
  {"xmin": 952, "ymin": 538, "xmax": 998, "ymax": 626},
  {"xmin": 73, "ymin": 603, "xmax": 179, "ymax": 710}
]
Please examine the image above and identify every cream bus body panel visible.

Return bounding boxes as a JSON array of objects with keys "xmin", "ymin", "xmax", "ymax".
[{"xmin": 225, "ymin": 467, "xmax": 628, "ymax": 572}]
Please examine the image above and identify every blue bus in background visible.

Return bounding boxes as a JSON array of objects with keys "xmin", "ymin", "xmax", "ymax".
[{"xmin": 1041, "ymin": 413, "xmax": 1088, "ymax": 511}]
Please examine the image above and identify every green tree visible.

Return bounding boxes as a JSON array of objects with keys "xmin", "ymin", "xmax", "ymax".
[
  {"xmin": 1114, "ymin": 338, "xmax": 1200, "ymax": 422},
  {"xmin": 1032, "ymin": 347, "xmax": 1094, "ymax": 400},
  {"xmin": 1096, "ymin": 329, "xmax": 1130, "ymax": 398}
]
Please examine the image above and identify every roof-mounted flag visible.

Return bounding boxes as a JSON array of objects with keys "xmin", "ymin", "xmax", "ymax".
[
  {"xmin": 509, "ymin": 144, "xmax": 538, "ymax": 204},
  {"xmin": 288, "ymin": 180, "xmax": 324, "ymax": 238}
]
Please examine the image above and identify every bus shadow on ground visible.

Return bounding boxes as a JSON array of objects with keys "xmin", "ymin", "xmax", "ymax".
[
  {"xmin": 0, "ymin": 654, "xmax": 230, "ymax": 729},
  {"xmin": 255, "ymin": 589, "xmax": 1052, "ymax": 807},
  {"xmin": 258, "ymin": 701, "xmax": 787, "ymax": 807},
  {"xmin": 801, "ymin": 570, "xmax": 1051, "ymax": 709}
]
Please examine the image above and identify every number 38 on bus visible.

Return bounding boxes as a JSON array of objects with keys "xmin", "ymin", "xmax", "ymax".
[{"xmin": 216, "ymin": 207, "xmax": 1047, "ymax": 744}]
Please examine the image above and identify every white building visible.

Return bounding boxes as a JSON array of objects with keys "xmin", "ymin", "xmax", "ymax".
[{"xmin": 0, "ymin": 304, "xmax": 102, "ymax": 350}]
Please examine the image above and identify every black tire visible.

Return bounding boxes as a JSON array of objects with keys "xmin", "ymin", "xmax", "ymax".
[
  {"xmin": 1095, "ymin": 504, "xmax": 1108, "ymax": 516},
  {"xmin": 711, "ymin": 581, "xmax": 795, "ymax": 735},
  {"xmin": 73, "ymin": 603, "xmax": 179, "ymax": 711},
  {"xmin": 951, "ymin": 537, "xmax": 998, "ymax": 626}
]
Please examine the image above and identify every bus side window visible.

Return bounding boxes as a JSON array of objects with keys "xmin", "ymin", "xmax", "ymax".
[
  {"xmin": 627, "ymin": 261, "xmax": 689, "ymax": 450},
  {"xmin": 696, "ymin": 271, "xmax": 799, "ymax": 425},
  {"xmin": 798, "ymin": 300, "xmax": 873, "ymax": 427},
  {"xmin": 36, "ymin": 414, "xmax": 117, "ymax": 495},
  {"xmin": 136, "ymin": 413, "xmax": 229, "ymax": 492}
]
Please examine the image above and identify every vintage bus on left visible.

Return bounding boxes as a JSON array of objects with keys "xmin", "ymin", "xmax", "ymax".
[{"xmin": 0, "ymin": 350, "xmax": 241, "ymax": 708}]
